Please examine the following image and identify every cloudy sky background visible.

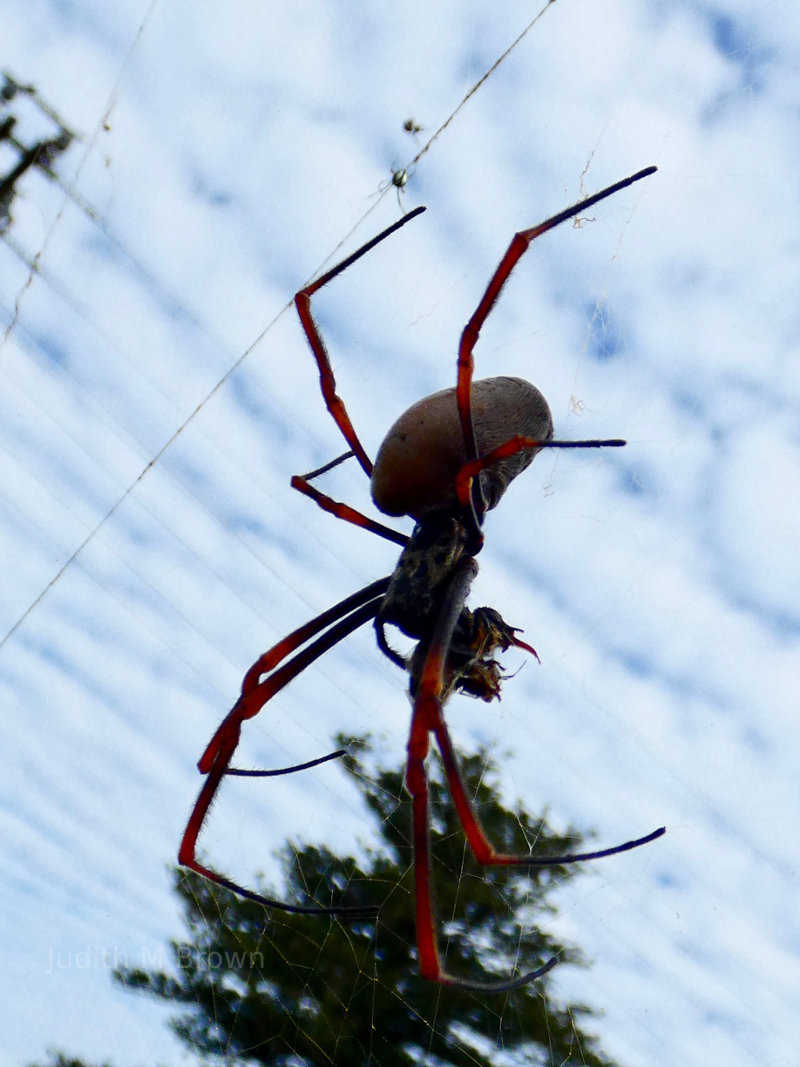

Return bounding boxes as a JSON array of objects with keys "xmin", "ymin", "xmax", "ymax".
[{"xmin": 2, "ymin": 0, "xmax": 799, "ymax": 1064}]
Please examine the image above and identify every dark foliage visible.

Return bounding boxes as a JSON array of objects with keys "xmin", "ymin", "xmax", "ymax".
[
  {"xmin": 26, "ymin": 1053, "xmax": 113, "ymax": 1067},
  {"xmin": 112, "ymin": 740, "xmax": 619, "ymax": 1067}
]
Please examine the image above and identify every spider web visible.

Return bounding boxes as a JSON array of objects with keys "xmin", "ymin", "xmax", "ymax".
[{"xmin": 3, "ymin": 2, "xmax": 798, "ymax": 1067}]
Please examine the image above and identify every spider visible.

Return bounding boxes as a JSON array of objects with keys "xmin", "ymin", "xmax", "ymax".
[{"xmin": 179, "ymin": 165, "xmax": 664, "ymax": 993}]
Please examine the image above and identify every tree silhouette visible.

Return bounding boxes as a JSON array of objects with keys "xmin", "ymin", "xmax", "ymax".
[
  {"xmin": 27, "ymin": 1055, "xmax": 113, "ymax": 1067},
  {"xmin": 112, "ymin": 739, "xmax": 620, "ymax": 1067}
]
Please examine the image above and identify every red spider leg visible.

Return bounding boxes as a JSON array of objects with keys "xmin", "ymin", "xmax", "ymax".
[
  {"xmin": 406, "ymin": 556, "xmax": 557, "ymax": 991},
  {"xmin": 295, "ymin": 205, "xmax": 427, "ymax": 478},
  {"xmin": 180, "ymin": 586, "xmax": 388, "ymax": 918},
  {"xmin": 198, "ymin": 577, "xmax": 391, "ymax": 773},
  {"xmin": 407, "ymin": 557, "xmax": 665, "ymax": 989},
  {"xmin": 453, "ymin": 434, "xmax": 626, "ymax": 509},
  {"xmin": 433, "ymin": 709, "xmax": 666, "ymax": 870},
  {"xmin": 425, "ymin": 600, "xmax": 666, "ymax": 869},
  {"xmin": 290, "ymin": 450, "xmax": 408, "ymax": 548},
  {"xmin": 238, "ymin": 576, "xmax": 391, "ymax": 702},
  {"xmin": 455, "ymin": 166, "xmax": 657, "ymax": 518}
]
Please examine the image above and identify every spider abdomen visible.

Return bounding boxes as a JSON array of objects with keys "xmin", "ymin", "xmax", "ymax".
[{"xmin": 370, "ymin": 375, "xmax": 553, "ymax": 519}]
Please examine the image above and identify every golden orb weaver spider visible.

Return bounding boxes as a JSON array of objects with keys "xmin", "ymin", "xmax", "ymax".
[{"xmin": 179, "ymin": 165, "xmax": 664, "ymax": 993}]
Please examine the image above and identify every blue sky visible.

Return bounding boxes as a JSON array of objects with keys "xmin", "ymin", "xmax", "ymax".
[{"xmin": 2, "ymin": 1, "xmax": 799, "ymax": 1064}]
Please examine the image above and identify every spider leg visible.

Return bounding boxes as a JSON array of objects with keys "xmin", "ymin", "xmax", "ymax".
[
  {"xmin": 455, "ymin": 165, "xmax": 656, "ymax": 520},
  {"xmin": 194, "ymin": 579, "xmax": 388, "ymax": 798},
  {"xmin": 226, "ymin": 749, "xmax": 345, "ymax": 778},
  {"xmin": 406, "ymin": 556, "xmax": 558, "ymax": 990},
  {"xmin": 180, "ymin": 586, "xmax": 388, "ymax": 918},
  {"xmin": 432, "ymin": 703, "xmax": 665, "ymax": 868},
  {"xmin": 453, "ymin": 433, "xmax": 626, "ymax": 509},
  {"xmin": 374, "ymin": 615, "xmax": 407, "ymax": 671},
  {"xmin": 295, "ymin": 206, "xmax": 426, "ymax": 479},
  {"xmin": 406, "ymin": 555, "xmax": 664, "ymax": 989},
  {"xmin": 291, "ymin": 451, "xmax": 408, "ymax": 547},
  {"xmin": 236, "ymin": 576, "xmax": 391, "ymax": 706}
]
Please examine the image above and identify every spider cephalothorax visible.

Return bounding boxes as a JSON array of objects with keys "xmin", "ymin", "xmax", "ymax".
[
  {"xmin": 376, "ymin": 511, "xmax": 535, "ymax": 701},
  {"xmin": 377, "ymin": 513, "xmax": 471, "ymax": 656},
  {"xmin": 180, "ymin": 166, "xmax": 663, "ymax": 992}
]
